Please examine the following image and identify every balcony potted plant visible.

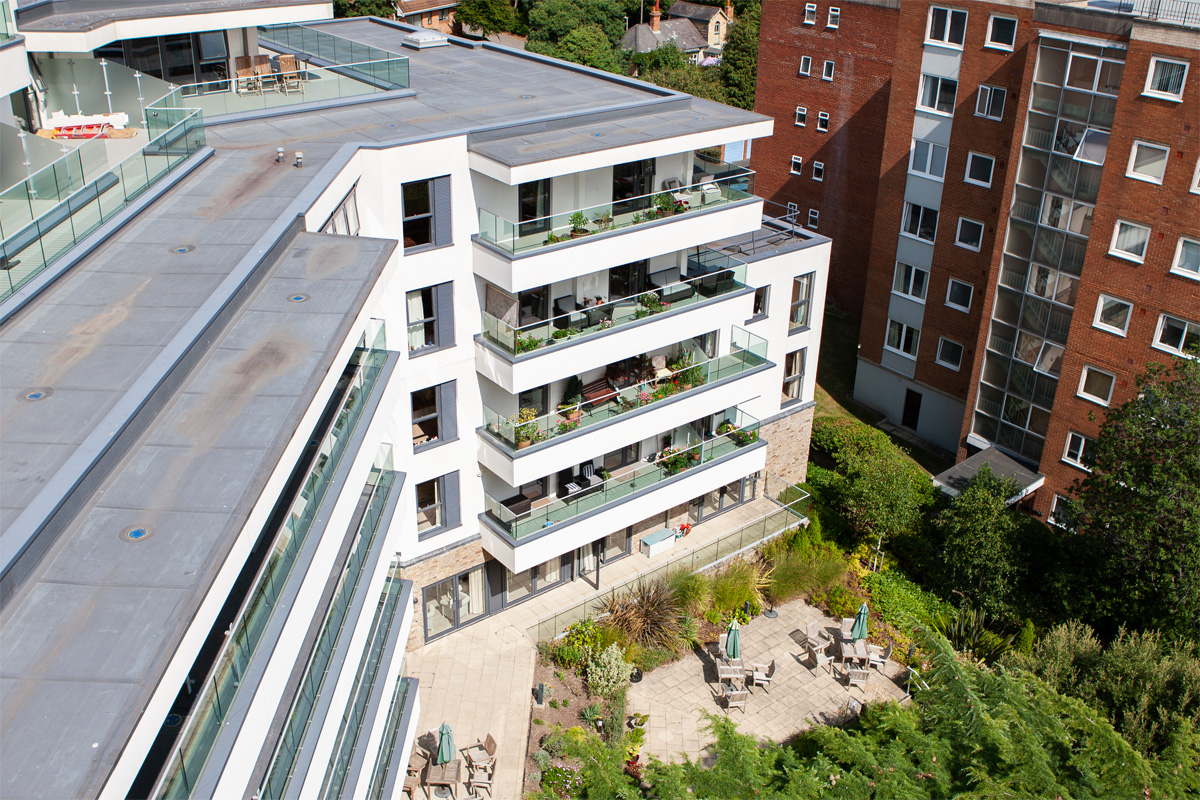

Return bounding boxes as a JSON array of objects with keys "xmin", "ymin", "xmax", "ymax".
[
  {"xmin": 558, "ymin": 375, "xmax": 584, "ymax": 421},
  {"xmin": 510, "ymin": 407, "xmax": 541, "ymax": 449},
  {"xmin": 569, "ymin": 211, "xmax": 590, "ymax": 237},
  {"xmin": 592, "ymin": 208, "xmax": 614, "ymax": 231},
  {"xmin": 653, "ymin": 192, "xmax": 675, "ymax": 217}
]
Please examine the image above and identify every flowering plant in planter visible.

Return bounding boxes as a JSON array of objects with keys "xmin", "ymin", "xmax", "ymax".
[{"xmin": 599, "ymin": 318, "xmax": 614, "ymax": 329}]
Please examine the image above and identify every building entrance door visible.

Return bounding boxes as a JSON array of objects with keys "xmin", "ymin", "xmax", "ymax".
[{"xmin": 902, "ymin": 389, "xmax": 922, "ymax": 430}]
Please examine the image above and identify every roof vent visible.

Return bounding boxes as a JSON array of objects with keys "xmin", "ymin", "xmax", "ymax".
[{"xmin": 403, "ymin": 29, "xmax": 450, "ymax": 49}]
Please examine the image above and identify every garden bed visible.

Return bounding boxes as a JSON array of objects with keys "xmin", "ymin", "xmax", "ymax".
[{"xmin": 523, "ymin": 660, "xmax": 591, "ymax": 794}]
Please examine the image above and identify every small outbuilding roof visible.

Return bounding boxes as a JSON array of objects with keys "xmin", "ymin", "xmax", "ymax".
[
  {"xmin": 932, "ymin": 447, "xmax": 1045, "ymax": 503},
  {"xmin": 620, "ymin": 18, "xmax": 710, "ymax": 53}
]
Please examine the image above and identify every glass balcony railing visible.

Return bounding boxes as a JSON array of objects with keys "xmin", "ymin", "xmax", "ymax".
[
  {"xmin": 483, "ymin": 408, "xmax": 762, "ymax": 540},
  {"xmin": 477, "ymin": 164, "xmax": 756, "ymax": 255},
  {"xmin": 481, "ymin": 333, "xmax": 768, "ymax": 451},
  {"xmin": 258, "ymin": 23, "xmax": 406, "ymax": 67},
  {"xmin": 1, "ymin": 107, "xmax": 205, "ymax": 301},
  {"xmin": 481, "ymin": 253, "xmax": 746, "ymax": 356},
  {"xmin": 157, "ymin": 335, "xmax": 388, "ymax": 800}
]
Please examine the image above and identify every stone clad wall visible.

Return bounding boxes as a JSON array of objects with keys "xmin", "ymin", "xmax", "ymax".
[{"xmin": 761, "ymin": 403, "xmax": 815, "ymax": 485}]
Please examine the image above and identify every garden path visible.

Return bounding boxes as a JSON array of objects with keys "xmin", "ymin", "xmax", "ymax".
[{"xmin": 627, "ymin": 597, "xmax": 910, "ymax": 765}]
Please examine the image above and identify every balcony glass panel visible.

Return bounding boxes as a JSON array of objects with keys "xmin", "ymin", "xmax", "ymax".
[
  {"xmin": 481, "ymin": 253, "xmax": 746, "ymax": 356},
  {"xmin": 481, "ymin": 332, "xmax": 768, "ymax": 450},
  {"xmin": 477, "ymin": 163, "xmax": 755, "ymax": 255},
  {"xmin": 483, "ymin": 409, "xmax": 761, "ymax": 540}
]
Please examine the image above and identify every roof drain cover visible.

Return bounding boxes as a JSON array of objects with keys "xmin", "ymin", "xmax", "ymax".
[
  {"xmin": 121, "ymin": 525, "xmax": 154, "ymax": 542},
  {"xmin": 170, "ymin": 245, "xmax": 195, "ymax": 254},
  {"xmin": 20, "ymin": 387, "xmax": 53, "ymax": 402}
]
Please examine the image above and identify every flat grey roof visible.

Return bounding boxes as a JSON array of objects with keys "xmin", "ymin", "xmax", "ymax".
[
  {"xmin": 708, "ymin": 216, "xmax": 831, "ymax": 261},
  {"xmin": 14, "ymin": 0, "xmax": 329, "ymax": 33},
  {"xmin": 933, "ymin": 447, "xmax": 1046, "ymax": 499},
  {"xmin": 0, "ymin": 230, "xmax": 392, "ymax": 800},
  {"xmin": 0, "ymin": 17, "xmax": 768, "ymax": 798}
]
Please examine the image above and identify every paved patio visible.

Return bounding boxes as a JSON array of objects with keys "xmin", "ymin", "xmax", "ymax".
[{"xmin": 627, "ymin": 597, "xmax": 910, "ymax": 765}]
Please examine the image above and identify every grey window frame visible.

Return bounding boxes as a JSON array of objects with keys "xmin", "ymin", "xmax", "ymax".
[
  {"xmin": 782, "ymin": 347, "xmax": 806, "ymax": 405},
  {"xmin": 406, "ymin": 282, "xmax": 455, "ymax": 356},
  {"xmin": 417, "ymin": 472, "xmax": 461, "ymax": 541},
  {"xmin": 402, "ymin": 176, "xmax": 452, "ymax": 252},
  {"xmin": 412, "ymin": 380, "xmax": 458, "ymax": 452},
  {"xmin": 751, "ymin": 285, "xmax": 769, "ymax": 319},
  {"xmin": 789, "ymin": 274, "xmax": 815, "ymax": 332},
  {"xmin": 320, "ymin": 183, "xmax": 361, "ymax": 236}
]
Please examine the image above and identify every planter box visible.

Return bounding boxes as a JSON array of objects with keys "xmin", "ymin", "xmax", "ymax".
[{"xmin": 640, "ymin": 528, "xmax": 675, "ymax": 558}]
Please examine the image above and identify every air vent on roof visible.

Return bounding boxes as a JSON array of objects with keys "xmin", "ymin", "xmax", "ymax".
[{"xmin": 403, "ymin": 29, "xmax": 450, "ymax": 49}]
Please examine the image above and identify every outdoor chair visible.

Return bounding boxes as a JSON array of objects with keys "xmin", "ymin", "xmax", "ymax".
[
  {"xmin": 468, "ymin": 757, "xmax": 495, "ymax": 797},
  {"xmin": 808, "ymin": 643, "xmax": 834, "ymax": 674},
  {"xmin": 751, "ymin": 660, "xmax": 776, "ymax": 692},
  {"xmin": 841, "ymin": 618, "xmax": 855, "ymax": 641},
  {"xmin": 846, "ymin": 666, "xmax": 871, "ymax": 689},
  {"xmin": 278, "ymin": 54, "xmax": 303, "ymax": 94},
  {"xmin": 464, "ymin": 733, "xmax": 497, "ymax": 769},
  {"xmin": 806, "ymin": 620, "xmax": 830, "ymax": 647},
  {"xmin": 718, "ymin": 632, "xmax": 727, "ymax": 657},
  {"xmin": 723, "ymin": 686, "xmax": 748, "ymax": 714},
  {"xmin": 868, "ymin": 642, "xmax": 893, "ymax": 671},
  {"xmin": 236, "ymin": 67, "xmax": 261, "ymax": 95}
]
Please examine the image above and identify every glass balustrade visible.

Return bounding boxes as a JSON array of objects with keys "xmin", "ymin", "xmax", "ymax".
[
  {"xmin": 483, "ymin": 408, "xmax": 761, "ymax": 540},
  {"xmin": 258, "ymin": 23, "xmax": 406, "ymax": 67},
  {"xmin": 477, "ymin": 164, "xmax": 755, "ymax": 255},
  {"xmin": 481, "ymin": 342, "xmax": 767, "ymax": 450},
  {"xmin": 481, "ymin": 255, "xmax": 746, "ymax": 356}
]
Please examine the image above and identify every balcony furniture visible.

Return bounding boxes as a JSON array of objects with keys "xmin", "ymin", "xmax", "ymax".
[
  {"xmin": 649, "ymin": 355, "xmax": 672, "ymax": 381},
  {"xmin": 722, "ymin": 685, "xmax": 748, "ymax": 714},
  {"xmin": 868, "ymin": 642, "xmax": 893, "ymax": 671},
  {"xmin": 425, "ymin": 759, "xmax": 462, "ymax": 798},
  {"xmin": 278, "ymin": 54, "xmax": 303, "ymax": 94},
  {"xmin": 467, "ymin": 758, "xmax": 495, "ymax": 797},
  {"xmin": 806, "ymin": 620, "xmax": 830, "ymax": 647},
  {"xmin": 751, "ymin": 660, "xmax": 776, "ymax": 692},
  {"xmin": 501, "ymin": 494, "xmax": 532, "ymax": 516},
  {"xmin": 697, "ymin": 270, "xmax": 736, "ymax": 298},
  {"xmin": 402, "ymin": 772, "xmax": 421, "ymax": 798},
  {"xmin": 808, "ymin": 642, "xmax": 834, "ymax": 674},
  {"xmin": 840, "ymin": 639, "xmax": 869, "ymax": 665},
  {"xmin": 553, "ymin": 295, "xmax": 585, "ymax": 329},
  {"xmin": 841, "ymin": 618, "xmax": 855, "ymax": 642},
  {"xmin": 700, "ymin": 182, "xmax": 722, "ymax": 204},
  {"xmin": 251, "ymin": 54, "xmax": 271, "ymax": 68},
  {"xmin": 236, "ymin": 67, "xmax": 261, "ymax": 94},
  {"xmin": 846, "ymin": 666, "xmax": 872, "ymax": 689},
  {"xmin": 581, "ymin": 377, "xmax": 616, "ymax": 407},
  {"xmin": 556, "ymin": 465, "xmax": 600, "ymax": 499},
  {"xmin": 640, "ymin": 528, "xmax": 675, "ymax": 558},
  {"xmin": 254, "ymin": 62, "xmax": 277, "ymax": 92},
  {"xmin": 464, "ymin": 734, "xmax": 497, "ymax": 770},
  {"xmin": 234, "ymin": 55, "xmax": 253, "ymax": 73}
]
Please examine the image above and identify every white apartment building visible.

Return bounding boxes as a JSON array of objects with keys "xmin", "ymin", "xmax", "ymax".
[{"xmin": 0, "ymin": 6, "xmax": 829, "ymax": 799}]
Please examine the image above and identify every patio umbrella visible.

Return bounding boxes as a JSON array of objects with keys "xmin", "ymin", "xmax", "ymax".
[
  {"xmin": 725, "ymin": 619, "xmax": 741, "ymax": 659},
  {"xmin": 851, "ymin": 602, "xmax": 870, "ymax": 641},
  {"xmin": 436, "ymin": 721, "xmax": 455, "ymax": 765}
]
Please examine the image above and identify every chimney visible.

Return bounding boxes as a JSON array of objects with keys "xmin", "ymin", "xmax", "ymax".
[
  {"xmin": 725, "ymin": 0, "xmax": 734, "ymax": 19},
  {"xmin": 651, "ymin": 0, "xmax": 661, "ymax": 32}
]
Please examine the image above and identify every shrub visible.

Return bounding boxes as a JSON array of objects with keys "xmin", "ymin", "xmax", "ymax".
[
  {"xmin": 678, "ymin": 614, "xmax": 701, "ymax": 651},
  {"xmin": 1016, "ymin": 619, "xmax": 1036, "ymax": 654},
  {"xmin": 761, "ymin": 525, "xmax": 845, "ymax": 604},
  {"xmin": 596, "ymin": 579, "xmax": 682, "ymax": 650},
  {"xmin": 603, "ymin": 686, "xmax": 627, "ymax": 743},
  {"xmin": 564, "ymin": 619, "xmax": 602, "ymax": 654},
  {"xmin": 528, "ymin": 768, "xmax": 542, "ymax": 786},
  {"xmin": 532, "ymin": 749, "xmax": 553, "ymax": 771},
  {"xmin": 587, "ymin": 643, "xmax": 633, "ymax": 697},
  {"xmin": 862, "ymin": 569, "xmax": 953, "ymax": 627},
  {"xmin": 668, "ymin": 570, "xmax": 711, "ymax": 615},
  {"xmin": 814, "ymin": 583, "xmax": 864, "ymax": 620},
  {"xmin": 579, "ymin": 702, "xmax": 603, "ymax": 726},
  {"xmin": 541, "ymin": 763, "xmax": 583, "ymax": 797},
  {"xmin": 554, "ymin": 644, "xmax": 585, "ymax": 668},
  {"xmin": 710, "ymin": 559, "xmax": 769, "ymax": 616},
  {"xmin": 929, "ymin": 606, "xmax": 1016, "ymax": 664},
  {"xmin": 633, "ymin": 647, "xmax": 677, "ymax": 672}
]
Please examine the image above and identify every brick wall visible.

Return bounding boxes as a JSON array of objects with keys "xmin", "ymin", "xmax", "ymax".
[{"xmin": 752, "ymin": 0, "xmax": 900, "ymax": 312}]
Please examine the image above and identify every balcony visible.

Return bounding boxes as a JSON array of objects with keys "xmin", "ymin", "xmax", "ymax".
[
  {"xmin": 482, "ymin": 408, "xmax": 761, "ymax": 542},
  {"xmin": 481, "ymin": 250, "xmax": 747, "ymax": 357},
  {"xmin": 476, "ymin": 164, "xmax": 755, "ymax": 258}
]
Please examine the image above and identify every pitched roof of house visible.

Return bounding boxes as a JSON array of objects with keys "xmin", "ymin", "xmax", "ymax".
[
  {"xmin": 667, "ymin": 1, "xmax": 727, "ymax": 21},
  {"xmin": 620, "ymin": 17, "xmax": 710, "ymax": 53}
]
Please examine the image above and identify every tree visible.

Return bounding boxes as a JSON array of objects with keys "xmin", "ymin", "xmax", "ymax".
[
  {"xmin": 934, "ymin": 465, "xmax": 1021, "ymax": 618},
  {"xmin": 333, "ymin": 0, "xmax": 395, "ymax": 17},
  {"xmin": 1069, "ymin": 354, "xmax": 1200, "ymax": 637},
  {"xmin": 641, "ymin": 65, "xmax": 730, "ymax": 103},
  {"xmin": 552, "ymin": 24, "xmax": 625, "ymax": 73},
  {"xmin": 719, "ymin": 0, "xmax": 759, "ymax": 109},
  {"xmin": 527, "ymin": 0, "xmax": 626, "ymax": 50},
  {"xmin": 453, "ymin": 0, "xmax": 518, "ymax": 37}
]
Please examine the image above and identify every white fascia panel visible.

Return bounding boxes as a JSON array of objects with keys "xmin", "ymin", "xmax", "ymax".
[
  {"xmin": 0, "ymin": 41, "xmax": 32, "ymax": 96},
  {"xmin": 479, "ymin": 371, "xmax": 768, "ymax": 486},
  {"xmin": 469, "ymin": 119, "xmax": 773, "ymax": 186},
  {"xmin": 473, "ymin": 200, "xmax": 764, "ymax": 295},
  {"xmin": 481, "ymin": 443, "xmax": 766, "ymax": 573},
  {"xmin": 19, "ymin": 4, "xmax": 333, "ymax": 53},
  {"xmin": 476, "ymin": 286, "xmax": 753, "ymax": 394}
]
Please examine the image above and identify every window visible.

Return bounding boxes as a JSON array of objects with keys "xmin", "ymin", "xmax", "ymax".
[
  {"xmin": 794, "ymin": 106, "xmax": 807, "ymax": 126},
  {"xmin": 321, "ymin": 184, "xmax": 360, "ymax": 236},
  {"xmin": 828, "ymin": 7, "xmax": 840, "ymax": 27},
  {"xmin": 919, "ymin": 74, "xmax": 958, "ymax": 114},
  {"xmin": 1093, "ymin": 294, "xmax": 1132, "ymax": 335},
  {"xmin": 1154, "ymin": 313, "xmax": 1200, "ymax": 356},
  {"xmin": 714, "ymin": 21, "xmax": 721, "ymax": 35},
  {"xmin": 439, "ymin": 7, "xmax": 449, "ymax": 20},
  {"xmin": 955, "ymin": 218, "xmax": 984, "ymax": 251},
  {"xmin": 1050, "ymin": 495, "xmax": 1077, "ymax": 530},
  {"xmin": 416, "ymin": 472, "xmax": 460, "ymax": 538},
  {"xmin": 799, "ymin": 56, "xmax": 811, "ymax": 76},
  {"xmin": 406, "ymin": 283, "xmax": 454, "ymax": 354},
  {"xmin": 412, "ymin": 381, "xmax": 457, "ymax": 451},
  {"xmin": 1144, "ymin": 56, "xmax": 1189, "ymax": 101},
  {"xmin": 986, "ymin": 15, "xmax": 1017, "ymax": 50},
  {"xmin": 782, "ymin": 348, "xmax": 806, "ymax": 403},
  {"xmin": 910, "ymin": 139, "xmax": 947, "ymax": 180},
  {"xmin": 785, "ymin": 201, "xmax": 799, "ymax": 221},
  {"xmin": 612, "ymin": 159, "xmax": 655, "ymax": 215},
  {"xmin": 816, "ymin": 112, "xmax": 830, "ymax": 131},
  {"xmin": 822, "ymin": 60, "xmax": 835, "ymax": 80},
  {"xmin": 1109, "ymin": 220, "xmax": 1150, "ymax": 263},
  {"xmin": 752, "ymin": 286, "xmax": 769, "ymax": 318},
  {"xmin": 886, "ymin": 319, "xmax": 921, "ymax": 358},
  {"xmin": 518, "ymin": 178, "xmax": 551, "ymax": 236},
  {"xmin": 1172, "ymin": 236, "xmax": 1200, "ymax": 278},
  {"xmin": 965, "ymin": 152, "xmax": 995, "ymax": 187},
  {"xmin": 804, "ymin": 3, "xmax": 817, "ymax": 24},
  {"xmin": 790, "ymin": 156, "xmax": 804, "ymax": 175},
  {"xmin": 789, "ymin": 274, "xmax": 814, "ymax": 331},
  {"xmin": 893, "ymin": 261, "xmax": 929, "ymax": 301},
  {"xmin": 1127, "ymin": 141, "xmax": 1169, "ymax": 184},
  {"xmin": 946, "ymin": 278, "xmax": 974, "ymax": 310},
  {"xmin": 1193, "ymin": 158, "xmax": 1200, "ymax": 194},
  {"xmin": 926, "ymin": 7, "xmax": 967, "ymax": 46},
  {"xmin": 807, "ymin": 209, "xmax": 819, "ymax": 229},
  {"xmin": 902, "ymin": 202, "xmax": 938, "ymax": 242},
  {"xmin": 975, "ymin": 85, "xmax": 1006, "ymax": 119},
  {"xmin": 812, "ymin": 161, "xmax": 824, "ymax": 181},
  {"xmin": 402, "ymin": 180, "xmax": 433, "ymax": 249},
  {"xmin": 936, "ymin": 337, "xmax": 963, "ymax": 370},
  {"xmin": 1063, "ymin": 432, "xmax": 1095, "ymax": 470},
  {"xmin": 1078, "ymin": 365, "xmax": 1115, "ymax": 406}
]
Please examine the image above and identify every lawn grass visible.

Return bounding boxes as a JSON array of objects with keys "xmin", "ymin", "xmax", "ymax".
[{"xmin": 814, "ymin": 302, "xmax": 954, "ymax": 477}]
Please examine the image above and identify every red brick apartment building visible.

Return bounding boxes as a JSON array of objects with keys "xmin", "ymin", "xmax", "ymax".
[{"xmin": 753, "ymin": 0, "xmax": 1199, "ymax": 519}]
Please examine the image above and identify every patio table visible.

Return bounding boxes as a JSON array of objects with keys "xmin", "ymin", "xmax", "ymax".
[
  {"xmin": 840, "ymin": 639, "xmax": 869, "ymax": 664},
  {"xmin": 426, "ymin": 760, "xmax": 461, "ymax": 798}
]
